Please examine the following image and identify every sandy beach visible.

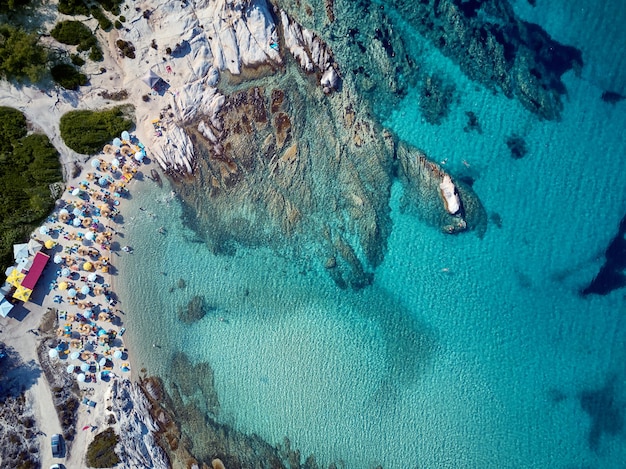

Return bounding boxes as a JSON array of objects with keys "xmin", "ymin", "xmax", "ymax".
[{"xmin": 0, "ymin": 128, "xmax": 162, "ymax": 466}]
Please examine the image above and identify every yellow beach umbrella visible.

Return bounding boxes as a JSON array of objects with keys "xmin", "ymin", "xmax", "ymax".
[
  {"xmin": 13, "ymin": 285, "xmax": 32, "ymax": 302},
  {"xmin": 83, "ymin": 262, "xmax": 93, "ymax": 271},
  {"xmin": 45, "ymin": 239, "xmax": 56, "ymax": 249},
  {"xmin": 7, "ymin": 269, "xmax": 25, "ymax": 287},
  {"xmin": 59, "ymin": 281, "xmax": 68, "ymax": 291}
]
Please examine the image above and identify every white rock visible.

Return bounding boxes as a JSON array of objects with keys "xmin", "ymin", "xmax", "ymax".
[{"xmin": 439, "ymin": 175, "xmax": 461, "ymax": 215}]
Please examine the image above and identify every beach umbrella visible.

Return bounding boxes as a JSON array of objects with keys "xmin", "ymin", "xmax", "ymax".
[
  {"xmin": 88, "ymin": 273, "xmax": 98, "ymax": 282},
  {"xmin": 113, "ymin": 349, "xmax": 123, "ymax": 359},
  {"xmin": 80, "ymin": 362, "xmax": 90, "ymax": 372},
  {"xmin": 91, "ymin": 158, "xmax": 101, "ymax": 168},
  {"xmin": 17, "ymin": 257, "xmax": 32, "ymax": 272},
  {"xmin": 85, "ymin": 231, "xmax": 95, "ymax": 241},
  {"xmin": 99, "ymin": 357, "xmax": 108, "ymax": 367},
  {"xmin": 59, "ymin": 208, "xmax": 69, "ymax": 216},
  {"xmin": 28, "ymin": 239, "xmax": 43, "ymax": 255},
  {"xmin": 113, "ymin": 137, "xmax": 122, "ymax": 147},
  {"xmin": 70, "ymin": 351, "xmax": 80, "ymax": 360},
  {"xmin": 45, "ymin": 239, "xmax": 56, "ymax": 249},
  {"xmin": 72, "ymin": 188, "xmax": 81, "ymax": 196},
  {"xmin": 73, "ymin": 208, "xmax": 83, "ymax": 217},
  {"xmin": 134, "ymin": 151, "xmax": 145, "ymax": 162},
  {"xmin": 13, "ymin": 243, "xmax": 29, "ymax": 261},
  {"xmin": 59, "ymin": 281, "xmax": 68, "ymax": 291},
  {"xmin": 99, "ymin": 177, "xmax": 109, "ymax": 187},
  {"xmin": 72, "ymin": 218, "xmax": 81, "ymax": 227},
  {"xmin": 120, "ymin": 364, "xmax": 130, "ymax": 372},
  {"xmin": 68, "ymin": 288, "xmax": 77, "ymax": 298},
  {"xmin": 66, "ymin": 364, "xmax": 75, "ymax": 373},
  {"xmin": 84, "ymin": 309, "xmax": 93, "ymax": 319},
  {"xmin": 48, "ymin": 348, "xmax": 59, "ymax": 358},
  {"xmin": 0, "ymin": 298, "xmax": 14, "ymax": 318},
  {"xmin": 111, "ymin": 158, "xmax": 120, "ymax": 168},
  {"xmin": 121, "ymin": 130, "xmax": 130, "ymax": 141},
  {"xmin": 7, "ymin": 269, "xmax": 25, "ymax": 287},
  {"xmin": 61, "ymin": 268, "xmax": 70, "ymax": 277},
  {"xmin": 77, "ymin": 373, "xmax": 86, "ymax": 382},
  {"xmin": 82, "ymin": 217, "xmax": 92, "ymax": 228},
  {"xmin": 80, "ymin": 285, "xmax": 90, "ymax": 295},
  {"xmin": 53, "ymin": 254, "xmax": 63, "ymax": 264},
  {"xmin": 83, "ymin": 262, "xmax": 93, "ymax": 271},
  {"xmin": 13, "ymin": 285, "xmax": 32, "ymax": 302},
  {"xmin": 39, "ymin": 225, "xmax": 50, "ymax": 235}
]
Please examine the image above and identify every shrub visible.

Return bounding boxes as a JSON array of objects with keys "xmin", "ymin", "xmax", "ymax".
[
  {"xmin": 91, "ymin": 6, "xmax": 113, "ymax": 31},
  {"xmin": 70, "ymin": 53, "xmax": 85, "ymax": 66},
  {"xmin": 115, "ymin": 39, "xmax": 135, "ymax": 59},
  {"xmin": 114, "ymin": 20, "xmax": 122, "ymax": 29},
  {"xmin": 50, "ymin": 20, "xmax": 93, "ymax": 45},
  {"xmin": 89, "ymin": 45, "xmax": 104, "ymax": 61},
  {"xmin": 86, "ymin": 428, "xmax": 121, "ymax": 468},
  {"xmin": 119, "ymin": 15, "xmax": 125, "ymax": 22},
  {"xmin": 57, "ymin": 0, "xmax": 89, "ymax": 15},
  {"xmin": 59, "ymin": 105, "xmax": 134, "ymax": 155},
  {"xmin": 0, "ymin": 107, "xmax": 62, "ymax": 282},
  {"xmin": 51, "ymin": 63, "xmax": 88, "ymax": 90},
  {"xmin": 95, "ymin": 0, "xmax": 122, "ymax": 15},
  {"xmin": 0, "ymin": 25, "xmax": 47, "ymax": 83}
]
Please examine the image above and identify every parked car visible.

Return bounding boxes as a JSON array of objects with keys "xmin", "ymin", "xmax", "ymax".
[
  {"xmin": 50, "ymin": 464, "xmax": 65, "ymax": 469},
  {"xmin": 50, "ymin": 434, "xmax": 63, "ymax": 457}
]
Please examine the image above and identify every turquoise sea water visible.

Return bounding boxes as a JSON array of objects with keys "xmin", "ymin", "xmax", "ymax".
[{"xmin": 116, "ymin": 1, "xmax": 626, "ymax": 468}]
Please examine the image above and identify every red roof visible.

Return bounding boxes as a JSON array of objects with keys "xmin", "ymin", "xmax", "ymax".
[{"xmin": 21, "ymin": 252, "xmax": 49, "ymax": 290}]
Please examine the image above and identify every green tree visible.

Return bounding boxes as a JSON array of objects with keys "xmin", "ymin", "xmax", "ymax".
[{"xmin": 0, "ymin": 25, "xmax": 47, "ymax": 83}]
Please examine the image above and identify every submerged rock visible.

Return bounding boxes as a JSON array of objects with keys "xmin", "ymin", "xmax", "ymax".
[{"xmin": 177, "ymin": 295, "xmax": 208, "ymax": 324}]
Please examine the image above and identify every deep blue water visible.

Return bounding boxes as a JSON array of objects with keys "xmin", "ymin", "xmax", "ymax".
[{"xmin": 116, "ymin": 1, "xmax": 626, "ymax": 467}]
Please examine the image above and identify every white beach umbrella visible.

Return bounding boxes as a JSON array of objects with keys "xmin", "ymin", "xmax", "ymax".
[
  {"xmin": 61, "ymin": 267, "xmax": 70, "ymax": 277},
  {"xmin": 70, "ymin": 351, "xmax": 80, "ymax": 360},
  {"xmin": 80, "ymin": 362, "xmax": 90, "ymax": 372},
  {"xmin": 68, "ymin": 288, "xmax": 77, "ymax": 298},
  {"xmin": 87, "ymin": 272, "xmax": 97, "ymax": 282},
  {"xmin": 59, "ymin": 208, "xmax": 69, "ymax": 216},
  {"xmin": 84, "ymin": 309, "xmax": 93, "ymax": 319},
  {"xmin": 53, "ymin": 255, "xmax": 63, "ymax": 264},
  {"xmin": 121, "ymin": 131, "xmax": 130, "ymax": 141},
  {"xmin": 99, "ymin": 357, "xmax": 108, "ymax": 367},
  {"xmin": 81, "ymin": 285, "xmax": 90, "ymax": 295},
  {"xmin": 48, "ymin": 348, "xmax": 58, "ymax": 358},
  {"xmin": 85, "ymin": 231, "xmax": 95, "ymax": 241},
  {"xmin": 72, "ymin": 188, "xmax": 81, "ymax": 196},
  {"xmin": 39, "ymin": 225, "xmax": 50, "ymax": 235},
  {"xmin": 66, "ymin": 364, "xmax": 75, "ymax": 373},
  {"xmin": 77, "ymin": 373, "xmax": 86, "ymax": 382},
  {"xmin": 72, "ymin": 218, "xmax": 81, "ymax": 227},
  {"xmin": 111, "ymin": 158, "xmax": 120, "ymax": 167},
  {"xmin": 113, "ymin": 349, "xmax": 123, "ymax": 359},
  {"xmin": 91, "ymin": 158, "xmax": 101, "ymax": 168}
]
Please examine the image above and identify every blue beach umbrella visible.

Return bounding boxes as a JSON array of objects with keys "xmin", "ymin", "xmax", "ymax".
[
  {"xmin": 91, "ymin": 158, "xmax": 101, "ymax": 168},
  {"xmin": 61, "ymin": 267, "xmax": 70, "ymax": 277},
  {"xmin": 81, "ymin": 285, "xmax": 90, "ymax": 295},
  {"xmin": 84, "ymin": 309, "xmax": 93, "ymax": 319},
  {"xmin": 68, "ymin": 288, "xmax": 77, "ymax": 298},
  {"xmin": 121, "ymin": 130, "xmax": 130, "ymax": 141},
  {"xmin": 113, "ymin": 137, "xmax": 122, "ymax": 147}
]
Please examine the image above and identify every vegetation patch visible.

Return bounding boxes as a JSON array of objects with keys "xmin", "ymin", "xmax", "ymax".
[
  {"xmin": 115, "ymin": 39, "xmax": 135, "ymax": 59},
  {"xmin": 51, "ymin": 63, "xmax": 88, "ymax": 90},
  {"xmin": 0, "ymin": 25, "xmax": 47, "ymax": 83},
  {"xmin": 57, "ymin": 0, "xmax": 89, "ymax": 16},
  {"xmin": 91, "ymin": 6, "xmax": 113, "ymax": 31},
  {"xmin": 50, "ymin": 20, "xmax": 93, "ymax": 45},
  {"xmin": 86, "ymin": 428, "xmax": 121, "ymax": 468},
  {"xmin": 0, "ymin": 108, "xmax": 62, "ymax": 281},
  {"xmin": 59, "ymin": 105, "xmax": 134, "ymax": 155}
]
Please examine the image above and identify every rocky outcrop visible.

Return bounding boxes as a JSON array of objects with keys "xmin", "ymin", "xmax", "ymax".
[
  {"xmin": 386, "ymin": 0, "xmax": 583, "ymax": 120},
  {"xmin": 108, "ymin": 379, "xmax": 169, "ymax": 469},
  {"xmin": 279, "ymin": 10, "xmax": 341, "ymax": 93}
]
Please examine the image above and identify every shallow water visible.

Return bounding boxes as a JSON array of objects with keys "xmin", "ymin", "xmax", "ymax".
[{"xmin": 116, "ymin": 1, "xmax": 626, "ymax": 467}]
